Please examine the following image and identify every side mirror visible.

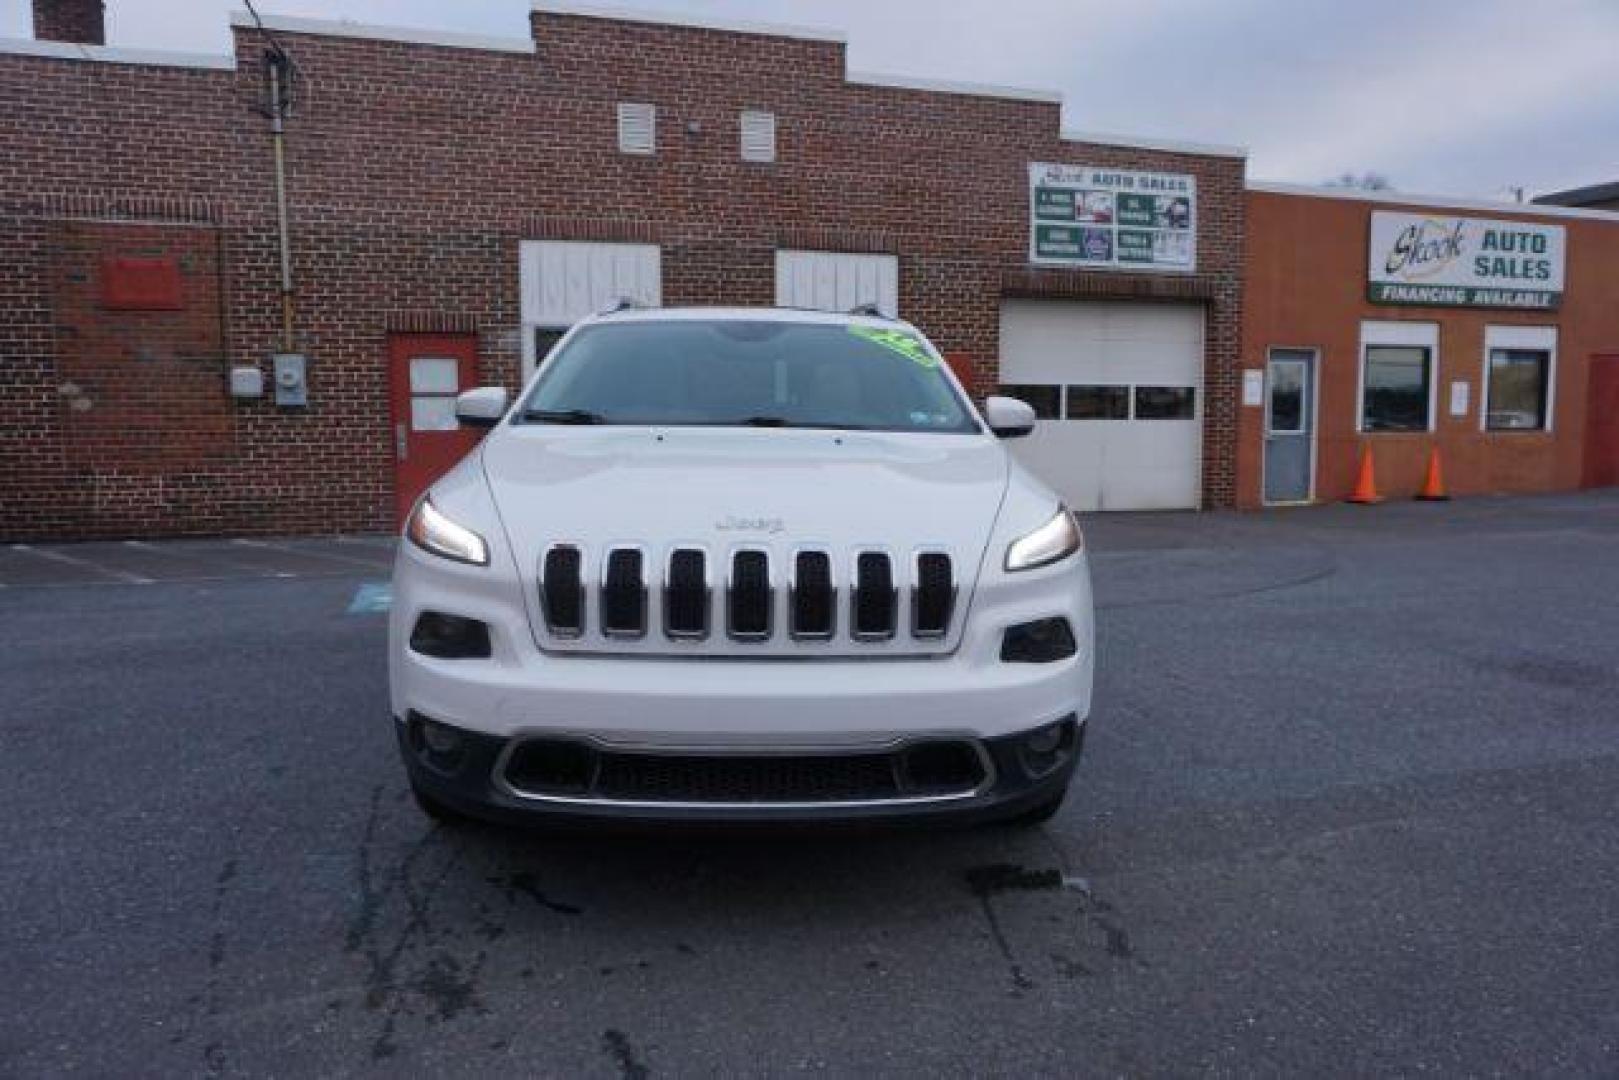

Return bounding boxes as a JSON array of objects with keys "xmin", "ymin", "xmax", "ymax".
[
  {"xmin": 455, "ymin": 386, "xmax": 510, "ymax": 428},
  {"xmin": 984, "ymin": 395, "xmax": 1037, "ymax": 439}
]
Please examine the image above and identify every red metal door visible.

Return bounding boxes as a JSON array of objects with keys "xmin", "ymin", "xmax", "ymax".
[
  {"xmin": 1584, "ymin": 354, "xmax": 1619, "ymax": 489},
  {"xmin": 388, "ymin": 333, "xmax": 481, "ymax": 525}
]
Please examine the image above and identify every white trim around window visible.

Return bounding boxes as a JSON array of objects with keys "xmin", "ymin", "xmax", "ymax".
[
  {"xmin": 1357, "ymin": 320, "xmax": 1440, "ymax": 433},
  {"xmin": 1480, "ymin": 325, "xmax": 1557, "ymax": 434}
]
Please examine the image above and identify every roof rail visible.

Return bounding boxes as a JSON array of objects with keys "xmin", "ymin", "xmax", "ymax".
[
  {"xmin": 598, "ymin": 296, "xmax": 647, "ymax": 315},
  {"xmin": 847, "ymin": 302, "xmax": 889, "ymax": 318}
]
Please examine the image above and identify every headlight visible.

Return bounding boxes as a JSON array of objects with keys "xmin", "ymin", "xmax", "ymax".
[
  {"xmin": 1005, "ymin": 506, "xmax": 1081, "ymax": 571},
  {"xmin": 406, "ymin": 497, "xmax": 489, "ymax": 566}
]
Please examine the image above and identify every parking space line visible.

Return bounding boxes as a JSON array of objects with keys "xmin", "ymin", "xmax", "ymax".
[
  {"xmin": 125, "ymin": 539, "xmax": 293, "ymax": 579},
  {"xmin": 237, "ymin": 538, "xmax": 392, "ymax": 571},
  {"xmin": 13, "ymin": 544, "xmax": 153, "ymax": 584}
]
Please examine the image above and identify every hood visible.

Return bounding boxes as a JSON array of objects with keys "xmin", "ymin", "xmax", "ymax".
[{"xmin": 480, "ymin": 425, "xmax": 1009, "ymax": 655}]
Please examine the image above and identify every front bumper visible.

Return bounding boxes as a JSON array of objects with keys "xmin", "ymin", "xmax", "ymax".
[{"xmin": 397, "ymin": 713, "xmax": 1083, "ymax": 827}]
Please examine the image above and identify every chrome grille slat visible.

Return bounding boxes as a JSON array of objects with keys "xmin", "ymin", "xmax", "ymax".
[
  {"xmin": 600, "ymin": 548, "xmax": 646, "ymax": 638},
  {"xmin": 790, "ymin": 550, "xmax": 835, "ymax": 640},
  {"xmin": 852, "ymin": 551, "xmax": 897, "ymax": 640},
  {"xmin": 912, "ymin": 552, "xmax": 955, "ymax": 638},
  {"xmin": 664, "ymin": 548, "xmax": 709, "ymax": 639},
  {"xmin": 539, "ymin": 545, "xmax": 585, "ymax": 636},
  {"xmin": 727, "ymin": 550, "xmax": 772, "ymax": 640}
]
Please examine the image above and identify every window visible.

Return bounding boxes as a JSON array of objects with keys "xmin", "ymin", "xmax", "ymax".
[
  {"xmin": 1066, "ymin": 385, "xmax": 1129, "ymax": 419},
  {"xmin": 534, "ymin": 328, "xmax": 567, "ymax": 368},
  {"xmin": 1482, "ymin": 326, "xmax": 1556, "ymax": 433},
  {"xmin": 409, "ymin": 357, "xmax": 460, "ymax": 431},
  {"xmin": 740, "ymin": 110, "xmax": 776, "ymax": 163},
  {"xmin": 1267, "ymin": 362, "xmax": 1305, "ymax": 432},
  {"xmin": 1134, "ymin": 386, "xmax": 1196, "ymax": 420},
  {"xmin": 520, "ymin": 319, "xmax": 977, "ymax": 433},
  {"xmin": 1362, "ymin": 345, "xmax": 1431, "ymax": 432},
  {"xmin": 617, "ymin": 102, "xmax": 656, "ymax": 155},
  {"xmin": 997, "ymin": 384, "xmax": 1060, "ymax": 419}
]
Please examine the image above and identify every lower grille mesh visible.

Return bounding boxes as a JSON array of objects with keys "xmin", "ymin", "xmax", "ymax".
[
  {"xmin": 596, "ymin": 752, "xmax": 901, "ymax": 803},
  {"xmin": 502, "ymin": 741, "xmax": 990, "ymax": 805}
]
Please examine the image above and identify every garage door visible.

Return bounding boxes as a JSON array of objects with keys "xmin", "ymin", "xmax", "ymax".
[
  {"xmin": 998, "ymin": 299, "xmax": 1204, "ymax": 511},
  {"xmin": 776, "ymin": 250, "xmax": 899, "ymax": 317},
  {"xmin": 519, "ymin": 240, "xmax": 662, "ymax": 375}
]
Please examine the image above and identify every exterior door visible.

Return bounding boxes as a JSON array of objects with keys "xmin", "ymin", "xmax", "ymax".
[
  {"xmin": 1263, "ymin": 348, "xmax": 1316, "ymax": 504},
  {"xmin": 1585, "ymin": 354, "xmax": 1619, "ymax": 488},
  {"xmin": 388, "ymin": 333, "xmax": 481, "ymax": 525}
]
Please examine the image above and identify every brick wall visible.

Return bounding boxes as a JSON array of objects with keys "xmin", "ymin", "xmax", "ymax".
[{"xmin": 0, "ymin": 11, "xmax": 1246, "ymax": 539}]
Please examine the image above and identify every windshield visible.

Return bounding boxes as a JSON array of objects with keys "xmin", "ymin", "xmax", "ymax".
[{"xmin": 516, "ymin": 319, "xmax": 979, "ymax": 433}]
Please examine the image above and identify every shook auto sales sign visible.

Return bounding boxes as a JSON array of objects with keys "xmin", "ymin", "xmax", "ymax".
[
  {"xmin": 1368, "ymin": 211, "xmax": 1565, "ymax": 310},
  {"xmin": 1030, "ymin": 163, "xmax": 1196, "ymax": 272}
]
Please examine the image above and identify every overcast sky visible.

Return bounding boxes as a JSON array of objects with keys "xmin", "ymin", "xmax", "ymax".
[{"xmin": 3, "ymin": 0, "xmax": 1615, "ymax": 200}]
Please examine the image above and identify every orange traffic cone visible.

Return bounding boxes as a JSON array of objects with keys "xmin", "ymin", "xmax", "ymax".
[
  {"xmin": 1416, "ymin": 446, "xmax": 1449, "ymax": 501},
  {"xmin": 1346, "ymin": 445, "xmax": 1383, "ymax": 504}
]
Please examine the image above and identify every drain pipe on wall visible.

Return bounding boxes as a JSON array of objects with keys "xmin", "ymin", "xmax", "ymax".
[{"xmin": 267, "ymin": 50, "xmax": 296, "ymax": 355}]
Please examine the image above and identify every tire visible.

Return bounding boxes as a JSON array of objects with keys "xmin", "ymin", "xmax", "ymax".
[
  {"xmin": 1007, "ymin": 786, "xmax": 1068, "ymax": 827},
  {"xmin": 411, "ymin": 783, "xmax": 468, "ymax": 826}
]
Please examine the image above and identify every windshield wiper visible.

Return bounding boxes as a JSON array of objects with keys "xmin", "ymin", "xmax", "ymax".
[
  {"xmin": 522, "ymin": 408, "xmax": 606, "ymax": 425},
  {"xmin": 734, "ymin": 416, "xmax": 871, "ymax": 431}
]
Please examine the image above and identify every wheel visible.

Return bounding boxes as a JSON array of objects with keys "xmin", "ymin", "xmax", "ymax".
[
  {"xmin": 1007, "ymin": 787, "xmax": 1068, "ymax": 827},
  {"xmin": 411, "ymin": 782, "xmax": 469, "ymax": 826}
]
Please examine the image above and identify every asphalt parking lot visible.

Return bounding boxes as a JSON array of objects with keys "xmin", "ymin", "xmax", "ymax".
[{"xmin": 4, "ymin": 491, "xmax": 1619, "ymax": 1076}]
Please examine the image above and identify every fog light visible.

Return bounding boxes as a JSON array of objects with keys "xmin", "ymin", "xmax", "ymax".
[
  {"xmin": 1000, "ymin": 617, "xmax": 1077, "ymax": 663},
  {"xmin": 1025, "ymin": 723, "xmax": 1065, "ymax": 755},
  {"xmin": 1019, "ymin": 718, "xmax": 1077, "ymax": 778},
  {"xmin": 410, "ymin": 611, "xmax": 492, "ymax": 659},
  {"xmin": 407, "ymin": 712, "xmax": 468, "ymax": 775},
  {"xmin": 421, "ymin": 720, "xmax": 461, "ymax": 755}
]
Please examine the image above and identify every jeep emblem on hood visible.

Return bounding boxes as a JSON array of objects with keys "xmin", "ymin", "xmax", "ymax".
[{"xmin": 715, "ymin": 515, "xmax": 785, "ymax": 535}]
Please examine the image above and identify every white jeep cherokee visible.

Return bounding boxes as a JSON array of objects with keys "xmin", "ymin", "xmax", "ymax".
[{"xmin": 389, "ymin": 306, "xmax": 1093, "ymax": 827}]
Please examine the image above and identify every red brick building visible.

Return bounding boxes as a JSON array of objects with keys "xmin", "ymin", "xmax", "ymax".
[
  {"xmin": 3, "ymin": 2, "xmax": 1615, "ymax": 541},
  {"xmin": 1240, "ymin": 185, "xmax": 1619, "ymax": 506},
  {"xmin": 0, "ymin": 0, "xmax": 1246, "ymax": 539}
]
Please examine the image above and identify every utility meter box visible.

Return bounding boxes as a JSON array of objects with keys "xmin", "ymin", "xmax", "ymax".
[
  {"xmin": 272, "ymin": 353, "xmax": 308, "ymax": 407},
  {"xmin": 229, "ymin": 365, "xmax": 264, "ymax": 399}
]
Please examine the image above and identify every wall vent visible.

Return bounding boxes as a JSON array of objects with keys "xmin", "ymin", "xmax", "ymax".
[
  {"xmin": 617, "ymin": 103, "xmax": 656, "ymax": 155},
  {"xmin": 740, "ymin": 110, "xmax": 776, "ymax": 163}
]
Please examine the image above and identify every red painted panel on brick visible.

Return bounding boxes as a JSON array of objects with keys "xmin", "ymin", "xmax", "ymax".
[
  {"xmin": 943, "ymin": 352, "xmax": 977, "ymax": 397},
  {"xmin": 101, "ymin": 256, "xmax": 183, "ymax": 311},
  {"xmin": 1585, "ymin": 356, "xmax": 1619, "ymax": 489}
]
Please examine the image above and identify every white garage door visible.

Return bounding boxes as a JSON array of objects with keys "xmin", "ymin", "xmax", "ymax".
[
  {"xmin": 519, "ymin": 240, "xmax": 662, "ymax": 375},
  {"xmin": 999, "ymin": 299, "xmax": 1204, "ymax": 511},
  {"xmin": 775, "ymin": 250, "xmax": 899, "ymax": 317}
]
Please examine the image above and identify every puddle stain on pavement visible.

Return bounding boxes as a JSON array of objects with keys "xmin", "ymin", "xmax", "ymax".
[{"xmin": 963, "ymin": 862, "xmax": 1138, "ymax": 995}]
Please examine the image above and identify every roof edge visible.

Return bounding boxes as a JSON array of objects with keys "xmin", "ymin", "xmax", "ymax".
[
  {"xmin": 1061, "ymin": 128, "xmax": 1247, "ymax": 159},
  {"xmin": 847, "ymin": 70, "xmax": 1062, "ymax": 105},
  {"xmin": 530, "ymin": 1, "xmax": 846, "ymax": 44},
  {"xmin": 1249, "ymin": 181, "xmax": 1619, "ymax": 222},
  {"xmin": 228, "ymin": 11, "xmax": 537, "ymax": 54},
  {"xmin": 0, "ymin": 36, "xmax": 235, "ymax": 69}
]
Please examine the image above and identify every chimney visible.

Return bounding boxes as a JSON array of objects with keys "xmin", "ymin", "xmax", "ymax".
[{"xmin": 33, "ymin": 0, "xmax": 106, "ymax": 46}]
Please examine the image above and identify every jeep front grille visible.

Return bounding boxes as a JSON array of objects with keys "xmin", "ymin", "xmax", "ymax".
[{"xmin": 535, "ymin": 545, "xmax": 959, "ymax": 652}]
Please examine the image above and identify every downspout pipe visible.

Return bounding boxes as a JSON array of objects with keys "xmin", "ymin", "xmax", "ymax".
[{"xmin": 266, "ymin": 50, "xmax": 296, "ymax": 353}]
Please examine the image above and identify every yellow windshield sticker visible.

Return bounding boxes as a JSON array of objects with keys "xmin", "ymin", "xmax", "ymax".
[{"xmin": 847, "ymin": 325, "xmax": 940, "ymax": 368}]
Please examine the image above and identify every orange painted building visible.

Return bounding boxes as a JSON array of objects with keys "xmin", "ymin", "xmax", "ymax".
[{"xmin": 1239, "ymin": 185, "xmax": 1619, "ymax": 508}]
